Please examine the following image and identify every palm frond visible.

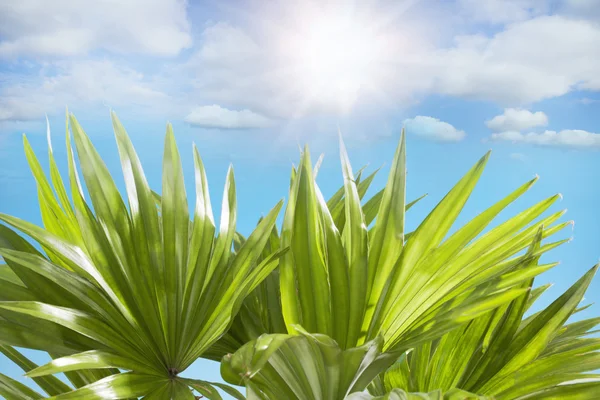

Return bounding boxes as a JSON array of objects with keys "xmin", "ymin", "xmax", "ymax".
[
  {"xmin": 220, "ymin": 130, "xmax": 573, "ymax": 398},
  {"xmin": 221, "ymin": 326, "xmax": 397, "ymax": 399},
  {"xmin": 0, "ymin": 112, "xmax": 284, "ymax": 398},
  {"xmin": 277, "ymin": 131, "xmax": 571, "ymax": 352},
  {"xmin": 375, "ymin": 265, "xmax": 599, "ymax": 400}
]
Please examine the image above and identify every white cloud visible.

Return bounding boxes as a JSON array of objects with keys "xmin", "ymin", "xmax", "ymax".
[
  {"xmin": 184, "ymin": 105, "xmax": 273, "ymax": 129},
  {"xmin": 177, "ymin": 23, "xmax": 293, "ymax": 119},
  {"xmin": 429, "ymin": 16, "xmax": 600, "ymax": 104},
  {"xmin": 0, "ymin": 0, "xmax": 191, "ymax": 58},
  {"xmin": 196, "ymin": 22, "xmax": 262, "ymax": 67},
  {"xmin": 2, "ymin": 4, "xmax": 600, "ymax": 126},
  {"xmin": 0, "ymin": 60, "xmax": 172, "ymax": 122},
  {"xmin": 486, "ymin": 108, "xmax": 548, "ymax": 132},
  {"xmin": 403, "ymin": 116, "xmax": 466, "ymax": 142},
  {"xmin": 176, "ymin": 15, "xmax": 600, "ymax": 118},
  {"xmin": 486, "ymin": 107, "xmax": 600, "ymax": 150},
  {"xmin": 179, "ymin": 21, "xmax": 397, "ymax": 118},
  {"xmin": 491, "ymin": 129, "xmax": 600, "ymax": 149}
]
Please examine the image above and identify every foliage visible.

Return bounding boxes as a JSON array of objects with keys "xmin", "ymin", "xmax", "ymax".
[
  {"xmin": 0, "ymin": 112, "xmax": 281, "ymax": 398},
  {"xmin": 0, "ymin": 112, "xmax": 595, "ymax": 400},
  {"xmin": 370, "ymin": 265, "xmax": 600, "ymax": 399},
  {"xmin": 220, "ymin": 326, "xmax": 396, "ymax": 399},
  {"xmin": 218, "ymin": 132, "xmax": 579, "ymax": 398}
]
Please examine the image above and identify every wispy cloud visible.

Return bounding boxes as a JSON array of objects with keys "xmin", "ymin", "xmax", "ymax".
[
  {"xmin": 0, "ymin": 60, "xmax": 172, "ymax": 122},
  {"xmin": 0, "ymin": 0, "xmax": 191, "ymax": 58},
  {"xmin": 185, "ymin": 105, "xmax": 273, "ymax": 129},
  {"xmin": 491, "ymin": 129, "xmax": 600, "ymax": 149},
  {"xmin": 1, "ymin": 0, "xmax": 600, "ymax": 131},
  {"xmin": 561, "ymin": 0, "xmax": 600, "ymax": 21},
  {"xmin": 430, "ymin": 16, "xmax": 600, "ymax": 104},
  {"xmin": 404, "ymin": 116, "xmax": 466, "ymax": 142},
  {"xmin": 181, "ymin": 14, "xmax": 600, "ymax": 116}
]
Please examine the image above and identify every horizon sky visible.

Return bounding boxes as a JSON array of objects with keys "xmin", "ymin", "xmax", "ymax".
[{"xmin": 1, "ymin": 0, "xmax": 599, "ymax": 398}]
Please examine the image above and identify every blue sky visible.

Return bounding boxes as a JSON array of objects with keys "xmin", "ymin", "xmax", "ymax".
[{"xmin": 1, "ymin": 0, "xmax": 600, "ymax": 397}]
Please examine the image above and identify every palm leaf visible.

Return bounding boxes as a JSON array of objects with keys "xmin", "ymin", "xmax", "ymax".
[
  {"xmin": 279, "ymin": 130, "xmax": 569, "ymax": 351},
  {"xmin": 219, "ymin": 129, "xmax": 572, "ymax": 398},
  {"xmin": 375, "ymin": 265, "xmax": 598, "ymax": 400},
  {"xmin": 221, "ymin": 325, "xmax": 397, "ymax": 399},
  {"xmin": 0, "ymin": 112, "xmax": 285, "ymax": 398}
]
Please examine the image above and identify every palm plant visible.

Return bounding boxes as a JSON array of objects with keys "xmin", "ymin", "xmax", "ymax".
[
  {"xmin": 368, "ymin": 264, "xmax": 599, "ymax": 399},
  {"xmin": 217, "ymin": 133, "xmax": 577, "ymax": 398},
  {"xmin": 0, "ymin": 112, "xmax": 286, "ymax": 398},
  {"xmin": 205, "ymin": 163, "xmax": 396, "ymax": 361},
  {"xmin": 0, "ymin": 111, "xmax": 593, "ymax": 400}
]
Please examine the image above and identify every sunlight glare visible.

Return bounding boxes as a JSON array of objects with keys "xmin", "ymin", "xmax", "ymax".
[{"xmin": 285, "ymin": 12, "xmax": 385, "ymax": 112}]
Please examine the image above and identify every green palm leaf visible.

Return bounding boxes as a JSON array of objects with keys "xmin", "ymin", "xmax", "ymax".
[
  {"xmin": 221, "ymin": 325, "xmax": 397, "ymax": 399},
  {"xmin": 205, "ymin": 160, "xmax": 395, "ymax": 361},
  {"xmin": 375, "ymin": 264, "xmax": 599, "ymax": 400},
  {"xmin": 276, "ymin": 130, "xmax": 570, "ymax": 353},
  {"xmin": 219, "ymin": 129, "xmax": 573, "ymax": 398},
  {"xmin": 0, "ymin": 113, "xmax": 590, "ymax": 400},
  {"xmin": 0, "ymin": 112, "xmax": 285, "ymax": 398},
  {"xmin": 0, "ymin": 372, "xmax": 44, "ymax": 400}
]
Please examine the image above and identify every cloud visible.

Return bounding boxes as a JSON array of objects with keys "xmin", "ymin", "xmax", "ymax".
[
  {"xmin": 2, "ymin": 4, "xmax": 600, "ymax": 126},
  {"xmin": 0, "ymin": 0, "xmax": 191, "ymax": 58},
  {"xmin": 0, "ymin": 60, "xmax": 172, "ymax": 122},
  {"xmin": 428, "ymin": 16, "xmax": 600, "ymax": 104},
  {"xmin": 403, "ymin": 116, "xmax": 466, "ymax": 142},
  {"xmin": 486, "ymin": 108, "xmax": 548, "ymax": 132},
  {"xmin": 184, "ymin": 105, "xmax": 273, "ymax": 129},
  {"xmin": 178, "ymin": 21, "xmax": 385, "ymax": 119},
  {"xmin": 485, "ymin": 107, "xmax": 600, "ymax": 150},
  {"xmin": 196, "ymin": 22, "xmax": 262, "ymax": 67},
  {"xmin": 175, "ymin": 23, "xmax": 290, "ymax": 119},
  {"xmin": 177, "ymin": 15, "xmax": 600, "ymax": 118},
  {"xmin": 491, "ymin": 129, "xmax": 600, "ymax": 149}
]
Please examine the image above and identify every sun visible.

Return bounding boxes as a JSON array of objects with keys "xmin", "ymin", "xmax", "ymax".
[
  {"xmin": 279, "ymin": 9, "xmax": 387, "ymax": 113},
  {"xmin": 298, "ymin": 17, "xmax": 379, "ymax": 88}
]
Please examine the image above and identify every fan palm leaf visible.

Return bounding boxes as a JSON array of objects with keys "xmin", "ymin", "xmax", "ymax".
[
  {"xmin": 0, "ymin": 112, "xmax": 284, "ymax": 399},
  {"xmin": 281, "ymin": 132, "xmax": 570, "ymax": 351},
  {"xmin": 205, "ymin": 164, "xmax": 420, "ymax": 361},
  {"xmin": 372, "ymin": 264, "xmax": 598, "ymax": 399},
  {"xmin": 221, "ymin": 326, "xmax": 396, "ymax": 400},
  {"xmin": 220, "ymin": 131, "xmax": 573, "ymax": 398}
]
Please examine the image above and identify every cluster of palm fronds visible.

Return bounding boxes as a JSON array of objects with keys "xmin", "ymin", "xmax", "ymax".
[{"xmin": 0, "ymin": 112, "xmax": 597, "ymax": 399}]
